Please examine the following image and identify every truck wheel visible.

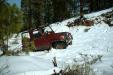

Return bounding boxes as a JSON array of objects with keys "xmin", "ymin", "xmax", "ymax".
[{"xmin": 52, "ymin": 41, "xmax": 67, "ymax": 49}]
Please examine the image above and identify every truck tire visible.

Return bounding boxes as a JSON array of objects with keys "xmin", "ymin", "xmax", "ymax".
[{"xmin": 52, "ymin": 41, "xmax": 67, "ymax": 49}]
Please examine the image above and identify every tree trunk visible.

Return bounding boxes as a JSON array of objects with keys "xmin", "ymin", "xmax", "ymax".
[{"xmin": 80, "ymin": 0, "xmax": 84, "ymax": 19}]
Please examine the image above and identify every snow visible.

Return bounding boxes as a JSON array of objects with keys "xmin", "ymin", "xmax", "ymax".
[
  {"xmin": 0, "ymin": 50, "xmax": 3, "ymax": 55},
  {"xmin": 85, "ymin": 7, "xmax": 113, "ymax": 18},
  {"xmin": 7, "ymin": 34, "xmax": 22, "ymax": 51},
  {"xmin": 0, "ymin": 56, "xmax": 54, "ymax": 75},
  {"xmin": 0, "ymin": 8, "xmax": 113, "ymax": 75},
  {"xmin": 111, "ymin": 20, "xmax": 113, "ymax": 24}
]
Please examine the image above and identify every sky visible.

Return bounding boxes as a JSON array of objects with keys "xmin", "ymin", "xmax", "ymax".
[{"xmin": 7, "ymin": 0, "xmax": 21, "ymax": 7}]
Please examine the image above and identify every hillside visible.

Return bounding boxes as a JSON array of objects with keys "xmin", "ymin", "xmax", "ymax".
[{"xmin": 0, "ymin": 8, "xmax": 113, "ymax": 75}]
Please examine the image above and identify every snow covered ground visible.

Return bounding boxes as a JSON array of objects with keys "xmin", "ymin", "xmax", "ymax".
[{"xmin": 0, "ymin": 8, "xmax": 113, "ymax": 75}]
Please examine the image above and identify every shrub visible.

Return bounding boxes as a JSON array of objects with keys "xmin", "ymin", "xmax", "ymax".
[
  {"xmin": 1, "ymin": 50, "xmax": 23, "ymax": 56},
  {"xmin": 22, "ymin": 37, "xmax": 36, "ymax": 54},
  {"xmin": 52, "ymin": 54, "xmax": 102, "ymax": 75},
  {"xmin": 61, "ymin": 64, "xmax": 95, "ymax": 75}
]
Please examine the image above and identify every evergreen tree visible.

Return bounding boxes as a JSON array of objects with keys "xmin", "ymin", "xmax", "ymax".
[
  {"xmin": 21, "ymin": 0, "xmax": 45, "ymax": 28},
  {"xmin": 44, "ymin": 0, "xmax": 53, "ymax": 24},
  {"xmin": 51, "ymin": 0, "xmax": 71, "ymax": 22},
  {"xmin": 0, "ymin": 1, "xmax": 23, "ymax": 51},
  {"xmin": 32, "ymin": 0, "xmax": 45, "ymax": 27},
  {"xmin": 21, "ymin": 0, "xmax": 31, "ymax": 30}
]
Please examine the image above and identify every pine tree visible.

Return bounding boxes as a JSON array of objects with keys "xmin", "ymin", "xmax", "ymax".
[
  {"xmin": 32, "ymin": 0, "xmax": 45, "ymax": 27},
  {"xmin": 21, "ymin": 0, "xmax": 45, "ymax": 28},
  {"xmin": 0, "ymin": 1, "xmax": 23, "ymax": 51},
  {"xmin": 21, "ymin": 0, "xmax": 32, "ymax": 30},
  {"xmin": 51, "ymin": 0, "xmax": 71, "ymax": 22},
  {"xmin": 44, "ymin": 0, "xmax": 53, "ymax": 24}
]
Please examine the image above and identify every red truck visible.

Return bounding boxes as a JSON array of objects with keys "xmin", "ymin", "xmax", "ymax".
[{"xmin": 22, "ymin": 26, "xmax": 73, "ymax": 51}]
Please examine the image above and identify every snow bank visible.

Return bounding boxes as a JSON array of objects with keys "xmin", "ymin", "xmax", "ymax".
[{"xmin": 85, "ymin": 7, "xmax": 113, "ymax": 18}]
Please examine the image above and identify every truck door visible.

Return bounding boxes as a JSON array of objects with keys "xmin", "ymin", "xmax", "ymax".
[{"xmin": 34, "ymin": 34, "xmax": 50, "ymax": 50}]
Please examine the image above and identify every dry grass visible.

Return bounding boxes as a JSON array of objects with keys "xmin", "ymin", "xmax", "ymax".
[{"xmin": 52, "ymin": 54, "xmax": 102, "ymax": 75}]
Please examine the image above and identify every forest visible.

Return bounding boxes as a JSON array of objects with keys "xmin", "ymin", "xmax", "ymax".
[
  {"xmin": 0, "ymin": 0, "xmax": 113, "ymax": 51},
  {"xmin": 0, "ymin": 0, "xmax": 113, "ymax": 75}
]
